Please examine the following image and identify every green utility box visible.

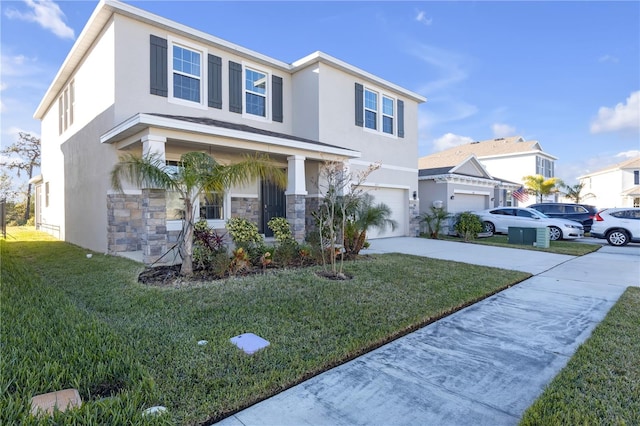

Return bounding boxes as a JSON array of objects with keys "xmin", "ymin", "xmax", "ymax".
[
  {"xmin": 534, "ymin": 227, "xmax": 550, "ymax": 248},
  {"xmin": 508, "ymin": 227, "xmax": 537, "ymax": 245}
]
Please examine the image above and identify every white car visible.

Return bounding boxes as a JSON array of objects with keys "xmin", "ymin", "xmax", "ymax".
[
  {"xmin": 590, "ymin": 208, "xmax": 640, "ymax": 246},
  {"xmin": 473, "ymin": 207, "xmax": 584, "ymax": 241}
]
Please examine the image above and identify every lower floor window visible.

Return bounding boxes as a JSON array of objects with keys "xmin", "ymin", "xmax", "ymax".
[
  {"xmin": 634, "ymin": 197, "xmax": 640, "ymax": 208},
  {"xmin": 166, "ymin": 191, "xmax": 184, "ymax": 220},
  {"xmin": 199, "ymin": 192, "xmax": 224, "ymax": 220}
]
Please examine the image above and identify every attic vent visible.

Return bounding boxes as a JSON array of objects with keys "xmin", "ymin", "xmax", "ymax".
[
  {"xmin": 494, "ymin": 138, "xmax": 504, "ymax": 141},
  {"xmin": 471, "ymin": 141, "xmax": 479, "ymax": 144}
]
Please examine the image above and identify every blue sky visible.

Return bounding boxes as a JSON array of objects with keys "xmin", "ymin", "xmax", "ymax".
[{"xmin": 1, "ymin": 0, "xmax": 639, "ymax": 191}]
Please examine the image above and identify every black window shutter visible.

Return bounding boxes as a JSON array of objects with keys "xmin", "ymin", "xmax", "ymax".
[
  {"xmin": 208, "ymin": 54, "xmax": 222, "ymax": 109},
  {"xmin": 355, "ymin": 83, "xmax": 364, "ymax": 127},
  {"xmin": 272, "ymin": 75, "xmax": 283, "ymax": 123},
  {"xmin": 229, "ymin": 61, "xmax": 242, "ymax": 113},
  {"xmin": 397, "ymin": 99, "xmax": 405, "ymax": 138},
  {"xmin": 150, "ymin": 35, "xmax": 167, "ymax": 97}
]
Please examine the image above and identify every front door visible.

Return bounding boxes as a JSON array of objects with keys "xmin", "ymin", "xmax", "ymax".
[{"xmin": 261, "ymin": 179, "xmax": 286, "ymax": 237}]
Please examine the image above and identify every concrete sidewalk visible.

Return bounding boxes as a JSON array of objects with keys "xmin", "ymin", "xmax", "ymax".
[{"xmin": 216, "ymin": 238, "xmax": 638, "ymax": 426}]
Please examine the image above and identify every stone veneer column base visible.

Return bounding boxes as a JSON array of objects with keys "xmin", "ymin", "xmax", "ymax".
[
  {"xmin": 304, "ymin": 196, "xmax": 320, "ymax": 238},
  {"xmin": 287, "ymin": 194, "xmax": 306, "ymax": 243},
  {"xmin": 409, "ymin": 199, "xmax": 420, "ymax": 237},
  {"xmin": 141, "ymin": 189, "xmax": 167, "ymax": 265}
]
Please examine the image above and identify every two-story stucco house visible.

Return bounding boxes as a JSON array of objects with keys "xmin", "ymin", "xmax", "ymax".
[
  {"xmin": 417, "ymin": 136, "xmax": 558, "ymax": 212},
  {"xmin": 578, "ymin": 156, "xmax": 640, "ymax": 208},
  {"xmin": 32, "ymin": 0, "xmax": 425, "ymax": 264}
]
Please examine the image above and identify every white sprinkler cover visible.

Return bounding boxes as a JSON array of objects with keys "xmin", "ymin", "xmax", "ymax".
[{"xmin": 230, "ymin": 333, "xmax": 270, "ymax": 355}]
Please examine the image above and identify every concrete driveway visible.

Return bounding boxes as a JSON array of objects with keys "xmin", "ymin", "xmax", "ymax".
[{"xmin": 217, "ymin": 238, "xmax": 639, "ymax": 426}]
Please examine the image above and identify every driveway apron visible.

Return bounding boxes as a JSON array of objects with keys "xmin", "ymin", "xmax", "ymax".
[{"xmin": 217, "ymin": 238, "xmax": 637, "ymax": 426}]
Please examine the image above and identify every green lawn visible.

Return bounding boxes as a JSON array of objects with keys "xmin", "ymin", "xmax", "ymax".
[
  {"xmin": 520, "ymin": 286, "xmax": 640, "ymax": 425},
  {"xmin": 1, "ymin": 227, "xmax": 530, "ymax": 425},
  {"xmin": 439, "ymin": 234, "xmax": 600, "ymax": 256}
]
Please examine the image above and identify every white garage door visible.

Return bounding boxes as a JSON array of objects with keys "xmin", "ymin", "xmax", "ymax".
[
  {"xmin": 365, "ymin": 188, "xmax": 407, "ymax": 239},
  {"xmin": 450, "ymin": 194, "xmax": 487, "ymax": 214}
]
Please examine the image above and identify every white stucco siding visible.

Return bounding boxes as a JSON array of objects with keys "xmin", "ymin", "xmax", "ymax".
[
  {"xmin": 291, "ymin": 65, "xmax": 320, "ymax": 141},
  {"xmin": 112, "ymin": 15, "xmax": 294, "ymax": 135},
  {"xmin": 480, "ymin": 155, "xmax": 535, "ymax": 184},
  {"xmin": 581, "ymin": 170, "xmax": 624, "ymax": 208}
]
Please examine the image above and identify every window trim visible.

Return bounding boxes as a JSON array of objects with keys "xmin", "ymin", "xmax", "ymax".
[
  {"xmin": 58, "ymin": 80, "xmax": 74, "ymax": 135},
  {"xmin": 362, "ymin": 86, "xmax": 398, "ymax": 138},
  {"xmin": 167, "ymin": 36, "xmax": 208, "ymax": 110},
  {"xmin": 242, "ymin": 62, "xmax": 271, "ymax": 122}
]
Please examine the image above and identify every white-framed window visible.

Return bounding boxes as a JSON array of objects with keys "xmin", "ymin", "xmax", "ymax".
[
  {"xmin": 363, "ymin": 88, "xmax": 396, "ymax": 136},
  {"xmin": 58, "ymin": 80, "xmax": 74, "ymax": 134},
  {"xmin": 45, "ymin": 182, "xmax": 50, "ymax": 207},
  {"xmin": 364, "ymin": 89, "xmax": 378, "ymax": 130},
  {"xmin": 169, "ymin": 38, "xmax": 206, "ymax": 108},
  {"xmin": 536, "ymin": 156, "xmax": 554, "ymax": 178},
  {"xmin": 245, "ymin": 67, "xmax": 268, "ymax": 118},
  {"xmin": 199, "ymin": 192, "xmax": 224, "ymax": 220}
]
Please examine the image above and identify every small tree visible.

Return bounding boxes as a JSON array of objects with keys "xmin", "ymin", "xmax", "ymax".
[
  {"xmin": 111, "ymin": 151, "xmax": 285, "ymax": 276},
  {"xmin": 0, "ymin": 133, "xmax": 41, "ymax": 222},
  {"xmin": 343, "ymin": 193, "xmax": 397, "ymax": 258},
  {"xmin": 523, "ymin": 174, "xmax": 560, "ymax": 203},
  {"xmin": 419, "ymin": 206, "xmax": 451, "ymax": 239},
  {"xmin": 313, "ymin": 161, "xmax": 380, "ymax": 277},
  {"xmin": 560, "ymin": 182, "xmax": 595, "ymax": 203}
]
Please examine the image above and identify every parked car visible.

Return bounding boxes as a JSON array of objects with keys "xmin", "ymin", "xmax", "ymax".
[
  {"xmin": 473, "ymin": 207, "xmax": 584, "ymax": 241},
  {"xmin": 529, "ymin": 203, "xmax": 598, "ymax": 233},
  {"xmin": 590, "ymin": 207, "xmax": 640, "ymax": 246}
]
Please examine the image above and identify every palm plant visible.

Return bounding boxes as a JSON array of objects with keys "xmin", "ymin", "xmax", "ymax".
[
  {"xmin": 523, "ymin": 174, "xmax": 561, "ymax": 203},
  {"xmin": 419, "ymin": 206, "xmax": 451, "ymax": 239},
  {"xmin": 343, "ymin": 193, "xmax": 397, "ymax": 258},
  {"xmin": 560, "ymin": 182, "xmax": 595, "ymax": 203},
  {"xmin": 111, "ymin": 151, "xmax": 285, "ymax": 276}
]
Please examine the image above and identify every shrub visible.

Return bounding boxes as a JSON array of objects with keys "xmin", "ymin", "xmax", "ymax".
[
  {"xmin": 226, "ymin": 217, "xmax": 263, "ymax": 248},
  {"xmin": 192, "ymin": 220, "xmax": 228, "ymax": 270},
  {"xmin": 267, "ymin": 217, "xmax": 295, "ymax": 244},
  {"xmin": 454, "ymin": 212, "xmax": 483, "ymax": 242},
  {"xmin": 419, "ymin": 207, "xmax": 451, "ymax": 239}
]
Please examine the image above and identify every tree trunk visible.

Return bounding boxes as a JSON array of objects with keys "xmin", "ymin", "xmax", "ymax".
[
  {"xmin": 24, "ymin": 164, "xmax": 33, "ymax": 222},
  {"xmin": 180, "ymin": 198, "xmax": 194, "ymax": 276}
]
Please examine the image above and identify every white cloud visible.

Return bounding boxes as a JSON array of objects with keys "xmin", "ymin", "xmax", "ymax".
[
  {"xmin": 615, "ymin": 150, "xmax": 640, "ymax": 159},
  {"xmin": 492, "ymin": 123, "xmax": 516, "ymax": 138},
  {"xmin": 415, "ymin": 10, "xmax": 433, "ymax": 26},
  {"xmin": 5, "ymin": 126, "xmax": 40, "ymax": 140},
  {"xmin": 5, "ymin": 0, "xmax": 75, "ymax": 40},
  {"xmin": 408, "ymin": 43, "xmax": 468, "ymax": 95},
  {"xmin": 598, "ymin": 54, "xmax": 619, "ymax": 63},
  {"xmin": 433, "ymin": 133, "xmax": 474, "ymax": 151},
  {"xmin": 590, "ymin": 91, "xmax": 640, "ymax": 134}
]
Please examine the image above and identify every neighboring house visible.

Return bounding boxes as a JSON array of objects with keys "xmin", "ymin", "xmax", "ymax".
[
  {"xmin": 32, "ymin": 0, "xmax": 425, "ymax": 264},
  {"xmin": 578, "ymin": 156, "xmax": 640, "ymax": 208},
  {"xmin": 418, "ymin": 136, "xmax": 558, "ymax": 206},
  {"xmin": 417, "ymin": 154, "xmax": 520, "ymax": 218}
]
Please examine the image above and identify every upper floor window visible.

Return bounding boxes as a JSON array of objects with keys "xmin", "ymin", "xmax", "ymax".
[
  {"xmin": 58, "ymin": 80, "xmax": 74, "ymax": 134},
  {"xmin": 382, "ymin": 96, "xmax": 394, "ymax": 134},
  {"xmin": 364, "ymin": 89, "xmax": 378, "ymax": 130},
  {"xmin": 172, "ymin": 44, "xmax": 202, "ymax": 104},
  {"xmin": 634, "ymin": 170, "xmax": 639, "ymax": 185},
  {"xmin": 536, "ymin": 156, "xmax": 554, "ymax": 178},
  {"xmin": 245, "ymin": 68, "xmax": 267, "ymax": 117}
]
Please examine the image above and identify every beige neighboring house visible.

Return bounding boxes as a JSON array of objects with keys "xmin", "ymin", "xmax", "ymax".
[
  {"xmin": 418, "ymin": 136, "xmax": 558, "ymax": 208},
  {"xmin": 417, "ymin": 154, "xmax": 520, "ymax": 216},
  {"xmin": 578, "ymin": 157, "xmax": 640, "ymax": 208},
  {"xmin": 32, "ymin": 0, "xmax": 425, "ymax": 264}
]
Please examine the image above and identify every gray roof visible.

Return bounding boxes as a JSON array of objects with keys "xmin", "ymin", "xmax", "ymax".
[{"xmin": 148, "ymin": 113, "xmax": 355, "ymax": 152}]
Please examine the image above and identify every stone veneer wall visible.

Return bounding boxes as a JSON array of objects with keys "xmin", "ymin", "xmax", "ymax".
[
  {"xmin": 141, "ymin": 189, "xmax": 167, "ymax": 264},
  {"xmin": 409, "ymin": 199, "xmax": 420, "ymax": 237},
  {"xmin": 304, "ymin": 197, "xmax": 321, "ymax": 238},
  {"xmin": 107, "ymin": 193, "xmax": 142, "ymax": 252},
  {"xmin": 286, "ymin": 194, "xmax": 306, "ymax": 242},
  {"xmin": 231, "ymin": 197, "xmax": 260, "ymax": 227}
]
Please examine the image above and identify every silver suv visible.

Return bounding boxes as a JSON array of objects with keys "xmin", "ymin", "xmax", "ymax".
[{"xmin": 590, "ymin": 208, "xmax": 640, "ymax": 246}]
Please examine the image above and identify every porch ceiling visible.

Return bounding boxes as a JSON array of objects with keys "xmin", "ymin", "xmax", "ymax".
[{"xmin": 101, "ymin": 113, "xmax": 361, "ymax": 161}]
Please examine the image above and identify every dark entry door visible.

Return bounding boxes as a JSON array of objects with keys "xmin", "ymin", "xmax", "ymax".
[{"xmin": 261, "ymin": 179, "xmax": 286, "ymax": 237}]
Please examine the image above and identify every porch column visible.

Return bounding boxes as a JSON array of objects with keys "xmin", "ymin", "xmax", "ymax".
[
  {"xmin": 141, "ymin": 135, "xmax": 167, "ymax": 265},
  {"xmin": 285, "ymin": 155, "xmax": 307, "ymax": 243},
  {"xmin": 142, "ymin": 134, "xmax": 166, "ymax": 161}
]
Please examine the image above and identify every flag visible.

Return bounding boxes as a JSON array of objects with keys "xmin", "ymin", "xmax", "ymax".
[{"xmin": 512, "ymin": 186, "xmax": 529, "ymax": 202}]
